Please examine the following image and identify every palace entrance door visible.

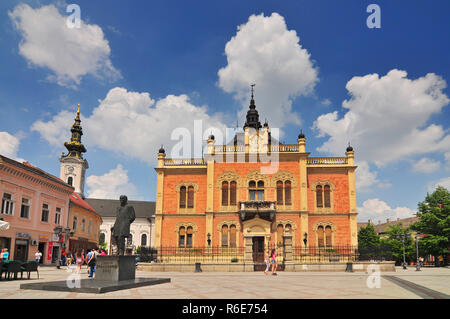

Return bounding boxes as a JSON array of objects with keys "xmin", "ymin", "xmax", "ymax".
[{"xmin": 252, "ymin": 236, "xmax": 265, "ymax": 270}]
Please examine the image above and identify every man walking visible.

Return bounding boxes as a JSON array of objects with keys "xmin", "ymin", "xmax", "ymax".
[
  {"xmin": 35, "ymin": 250, "xmax": 42, "ymax": 263},
  {"xmin": 87, "ymin": 248, "xmax": 96, "ymax": 279}
]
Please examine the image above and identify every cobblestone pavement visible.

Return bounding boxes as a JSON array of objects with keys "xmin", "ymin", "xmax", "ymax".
[{"xmin": 0, "ymin": 266, "xmax": 448, "ymax": 299}]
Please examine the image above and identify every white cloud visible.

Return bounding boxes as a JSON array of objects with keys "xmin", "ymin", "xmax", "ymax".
[
  {"xmin": 428, "ymin": 177, "xmax": 450, "ymax": 192},
  {"xmin": 355, "ymin": 161, "xmax": 381, "ymax": 193},
  {"xmin": 218, "ymin": 12, "xmax": 318, "ymax": 130},
  {"xmin": 412, "ymin": 157, "xmax": 441, "ymax": 173},
  {"xmin": 31, "ymin": 87, "xmax": 228, "ymax": 165},
  {"xmin": 314, "ymin": 69, "xmax": 450, "ymax": 166},
  {"xmin": 357, "ymin": 198, "xmax": 416, "ymax": 223},
  {"xmin": 86, "ymin": 164, "xmax": 140, "ymax": 200},
  {"xmin": 9, "ymin": 3, "xmax": 120, "ymax": 87},
  {"xmin": 31, "ymin": 110, "xmax": 73, "ymax": 146},
  {"xmin": 0, "ymin": 132, "xmax": 22, "ymax": 161},
  {"xmin": 321, "ymin": 99, "xmax": 331, "ymax": 106}
]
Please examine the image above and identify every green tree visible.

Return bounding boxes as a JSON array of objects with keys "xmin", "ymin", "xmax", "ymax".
[
  {"xmin": 410, "ymin": 186, "xmax": 450, "ymax": 266},
  {"xmin": 380, "ymin": 223, "xmax": 415, "ymax": 264},
  {"xmin": 358, "ymin": 223, "xmax": 380, "ymax": 248}
]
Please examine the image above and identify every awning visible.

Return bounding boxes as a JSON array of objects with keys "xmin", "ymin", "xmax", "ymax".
[{"xmin": 0, "ymin": 220, "xmax": 10, "ymax": 231}]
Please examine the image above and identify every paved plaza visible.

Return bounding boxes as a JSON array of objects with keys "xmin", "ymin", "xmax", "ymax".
[{"xmin": 0, "ymin": 265, "xmax": 448, "ymax": 299}]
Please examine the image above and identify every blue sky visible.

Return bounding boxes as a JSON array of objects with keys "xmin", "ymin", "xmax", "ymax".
[{"xmin": 1, "ymin": 0, "xmax": 449, "ymax": 222}]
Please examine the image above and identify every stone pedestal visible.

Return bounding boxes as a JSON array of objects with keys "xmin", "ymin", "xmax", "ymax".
[{"xmin": 95, "ymin": 255, "xmax": 135, "ymax": 281}]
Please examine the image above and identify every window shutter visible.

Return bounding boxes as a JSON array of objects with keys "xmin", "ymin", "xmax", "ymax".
[
  {"xmin": 316, "ymin": 185, "xmax": 323, "ymax": 208},
  {"xmin": 180, "ymin": 186, "xmax": 186, "ymax": 208},
  {"xmin": 285, "ymin": 181, "xmax": 292, "ymax": 205},
  {"xmin": 187, "ymin": 186, "xmax": 194, "ymax": 208},
  {"xmin": 222, "ymin": 181, "xmax": 229, "ymax": 206},
  {"xmin": 230, "ymin": 181, "xmax": 237, "ymax": 205},
  {"xmin": 276, "ymin": 181, "xmax": 283, "ymax": 205},
  {"xmin": 324, "ymin": 185, "xmax": 331, "ymax": 208}
]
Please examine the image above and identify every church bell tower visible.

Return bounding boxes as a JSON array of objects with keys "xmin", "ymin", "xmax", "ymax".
[{"xmin": 59, "ymin": 104, "xmax": 88, "ymax": 197}]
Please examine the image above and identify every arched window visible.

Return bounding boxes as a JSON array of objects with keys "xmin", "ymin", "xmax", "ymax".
[
  {"xmin": 249, "ymin": 181, "xmax": 256, "ymax": 201},
  {"xmin": 187, "ymin": 186, "xmax": 194, "ymax": 208},
  {"xmin": 230, "ymin": 181, "xmax": 237, "ymax": 205},
  {"xmin": 325, "ymin": 226, "xmax": 332, "ymax": 248},
  {"xmin": 186, "ymin": 226, "xmax": 193, "ymax": 248},
  {"xmin": 277, "ymin": 224, "xmax": 284, "ymax": 247},
  {"xmin": 285, "ymin": 224, "xmax": 292, "ymax": 232},
  {"xmin": 179, "ymin": 186, "xmax": 186, "ymax": 208},
  {"xmin": 229, "ymin": 225, "xmax": 237, "ymax": 248},
  {"xmin": 316, "ymin": 185, "xmax": 323, "ymax": 208},
  {"xmin": 127, "ymin": 234, "xmax": 133, "ymax": 246},
  {"xmin": 141, "ymin": 234, "xmax": 147, "ymax": 247},
  {"xmin": 249, "ymin": 180, "xmax": 264, "ymax": 201},
  {"xmin": 81, "ymin": 219, "xmax": 85, "ymax": 232},
  {"xmin": 221, "ymin": 225, "xmax": 228, "ymax": 247},
  {"xmin": 317, "ymin": 226, "xmax": 324, "ymax": 247},
  {"xmin": 73, "ymin": 216, "xmax": 77, "ymax": 230},
  {"xmin": 276, "ymin": 181, "xmax": 283, "ymax": 205},
  {"xmin": 222, "ymin": 181, "xmax": 229, "ymax": 206},
  {"xmin": 285, "ymin": 181, "xmax": 292, "ymax": 205},
  {"xmin": 67, "ymin": 176, "xmax": 73, "ymax": 186},
  {"xmin": 324, "ymin": 185, "xmax": 331, "ymax": 208},
  {"xmin": 179, "ymin": 226, "xmax": 186, "ymax": 247}
]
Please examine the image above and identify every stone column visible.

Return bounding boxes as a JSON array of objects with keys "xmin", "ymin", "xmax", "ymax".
[
  {"xmin": 283, "ymin": 232, "xmax": 294, "ymax": 271},
  {"xmin": 243, "ymin": 235, "xmax": 254, "ymax": 272}
]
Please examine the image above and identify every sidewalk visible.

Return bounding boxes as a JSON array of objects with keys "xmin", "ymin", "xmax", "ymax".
[{"xmin": 0, "ymin": 266, "xmax": 448, "ymax": 299}]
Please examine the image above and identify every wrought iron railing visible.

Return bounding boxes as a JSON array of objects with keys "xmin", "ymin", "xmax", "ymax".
[
  {"xmin": 139, "ymin": 246, "xmax": 245, "ymax": 264},
  {"xmin": 138, "ymin": 245, "xmax": 393, "ymax": 264}
]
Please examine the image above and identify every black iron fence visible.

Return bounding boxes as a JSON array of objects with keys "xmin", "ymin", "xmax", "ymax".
[
  {"xmin": 139, "ymin": 246, "xmax": 245, "ymax": 264},
  {"xmin": 138, "ymin": 245, "xmax": 393, "ymax": 264}
]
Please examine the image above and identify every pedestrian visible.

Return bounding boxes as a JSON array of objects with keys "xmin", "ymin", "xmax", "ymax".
[
  {"xmin": 264, "ymin": 250, "xmax": 270, "ymax": 275},
  {"xmin": 35, "ymin": 250, "xmax": 42, "ymax": 263},
  {"xmin": 66, "ymin": 251, "xmax": 73, "ymax": 267},
  {"xmin": 61, "ymin": 249, "xmax": 67, "ymax": 266},
  {"xmin": 1, "ymin": 248, "xmax": 9, "ymax": 261},
  {"xmin": 75, "ymin": 249, "xmax": 84, "ymax": 274},
  {"xmin": 100, "ymin": 249, "xmax": 107, "ymax": 256},
  {"xmin": 87, "ymin": 248, "xmax": 97, "ymax": 279},
  {"xmin": 271, "ymin": 249, "xmax": 278, "ymax": 276}
]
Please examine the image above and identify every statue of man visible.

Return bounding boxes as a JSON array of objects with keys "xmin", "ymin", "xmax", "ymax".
[{"xmin": 111, "ymin": 195, "xmax": 136, "ymax": 255}]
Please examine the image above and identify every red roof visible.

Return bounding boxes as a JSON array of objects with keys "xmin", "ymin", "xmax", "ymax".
[{"xmin": 70, "ymin": 192, "xmax": 98, "ymax": 215}]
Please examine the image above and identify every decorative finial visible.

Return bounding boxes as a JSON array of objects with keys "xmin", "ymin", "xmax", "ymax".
[
  {"xmin": 346, "ymin": 142, "xmax": 354, "ymax": 152},
  {"xmin": 250, "ymin": 83, "xmax": 255, "ymax": 99},
  {"xmin": 159, "ymin": 145, "xmax": 165, "ymax": 154},
  {"xmin": 298, "ymin": 129, "xmax": 305, "ymax": 139}
]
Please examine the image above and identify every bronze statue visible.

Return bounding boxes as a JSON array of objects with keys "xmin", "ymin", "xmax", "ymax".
[{"xmin": 111, "ymin": 195, "xmax": 136, "ymax": 255}]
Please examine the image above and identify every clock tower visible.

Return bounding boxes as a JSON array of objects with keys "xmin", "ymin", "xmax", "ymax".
[{"xmin": 59, "ymin": 104, "xmax": 88, "ymax": 197}]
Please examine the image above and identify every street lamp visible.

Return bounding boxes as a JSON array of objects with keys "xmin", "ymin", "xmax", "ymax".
[
  {"xmin": 415, "ymin": 234, "xmax": 421, "ymax": 271},
  {"xmin": 53, "ymin": 226, "xmax": 63, "ymax": 269},
  {"xmin": 396, "ymin": 231, "xmax": 410, "ymax": 270}
]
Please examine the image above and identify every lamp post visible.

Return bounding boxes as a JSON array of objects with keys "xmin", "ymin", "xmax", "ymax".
[
  {"xmin": 396, "ymin": 231, "xmax": 410, "ymax": 270},
  {"xmin": 53, "ymin": 226, "xmax": 63, "ymax": 269},
  {"xmin": 415, "ymin": 234, "xmax": 421, "ymax": 271}
]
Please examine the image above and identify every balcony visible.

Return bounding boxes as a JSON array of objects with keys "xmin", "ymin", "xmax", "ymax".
[{"xmin": 238, "ymin": 201, "xmax": 276, "ymax": 222}]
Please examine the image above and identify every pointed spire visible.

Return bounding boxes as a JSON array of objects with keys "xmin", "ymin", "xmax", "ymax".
[
  {"xmin": 62, "ymin": 104, "xmax": 87, "ymax": 159},
  {"xmin": 244, "ymin": 83, "xmax": 261, "ymax": 129}
]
